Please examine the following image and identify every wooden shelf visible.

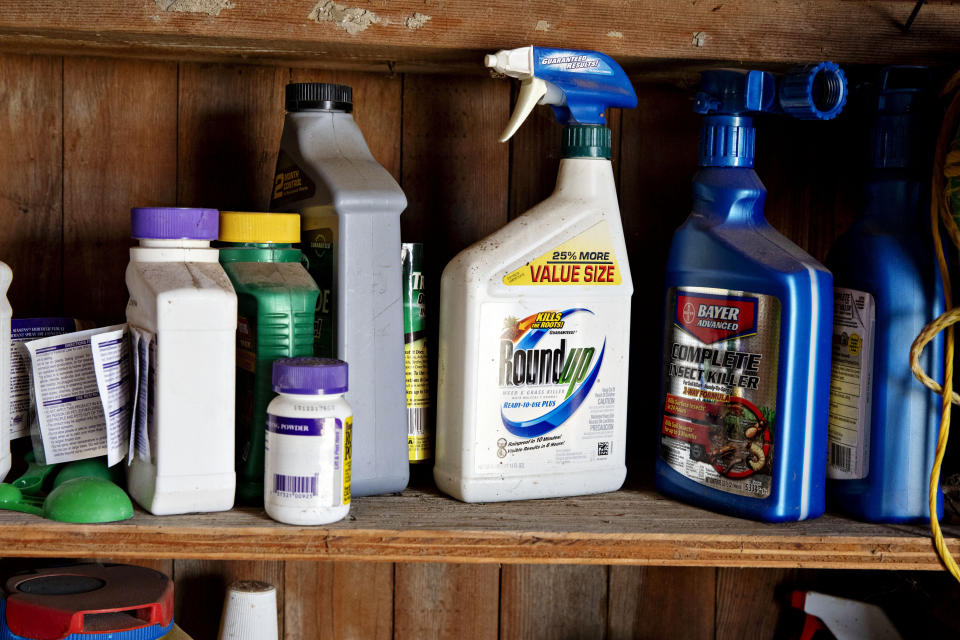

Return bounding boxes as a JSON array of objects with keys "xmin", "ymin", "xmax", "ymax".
[
  {"xmin": 0, "ymin": 485, "xmax": 956, "ymax": 570},
  {"xmin": 1, "ymin": 1, "xmax": 959, "ymax": 71}
]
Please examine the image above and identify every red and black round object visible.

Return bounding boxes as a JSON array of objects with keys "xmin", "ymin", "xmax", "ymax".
[{"xmin": 3, "ymin": 563, "xmax": 173, "ymax": 640}]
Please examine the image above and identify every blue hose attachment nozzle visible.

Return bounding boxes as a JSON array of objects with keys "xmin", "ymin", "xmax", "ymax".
[{"xmin": 694, "ymin": 62, "xmax": 848, "ymax": 167}]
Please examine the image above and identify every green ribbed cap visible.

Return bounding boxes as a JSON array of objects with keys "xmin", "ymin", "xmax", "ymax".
[{"xmin": 562, "ymin": 125, "xmax": 611, "ymax": 158}]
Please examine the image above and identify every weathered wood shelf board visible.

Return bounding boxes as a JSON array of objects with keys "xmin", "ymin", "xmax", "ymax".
[
  {"xmin": 1, "ymin": 0, "xmax": 960, "ymax": 71},
  {"xmin": 0, "ymin": 487, "xmax": 956, "ymax": 570}
]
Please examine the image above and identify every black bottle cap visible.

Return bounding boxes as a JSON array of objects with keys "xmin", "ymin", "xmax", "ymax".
[{"xmin": 285, "ymin": 83, "xmax": 353, "ymax": 113}]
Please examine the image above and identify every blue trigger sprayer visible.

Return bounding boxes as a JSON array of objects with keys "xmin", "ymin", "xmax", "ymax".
[
  {"xmin": 434, "ymin": 47, "xmax": 637, "ymax": 503},
  {"xmin": 484, "ymin": 46, "xmax": 637, "ymax": 140},
  {"xmin": 655, "ymin": 63, "xmax": 848, "ymax": 522}
]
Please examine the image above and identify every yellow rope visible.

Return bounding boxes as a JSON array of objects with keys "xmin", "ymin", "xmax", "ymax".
[{"xmin": 909, "ymin": 70, "xmax": 960, "ymax": 582}]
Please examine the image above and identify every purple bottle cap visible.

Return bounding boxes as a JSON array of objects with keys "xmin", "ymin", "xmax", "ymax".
[
  {"xmin": 131, "ymin": 207, "xmax": 219, "ymax": 240},
  {"xmin": 273, "ymin": 358, "xmax": 348, "ymax": 395}
]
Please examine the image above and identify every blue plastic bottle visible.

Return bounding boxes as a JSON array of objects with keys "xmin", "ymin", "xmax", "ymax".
[
  {"xmin": 826, "ymin": 67, "xmax": 945, "ymax": 522},
  {"xmin": 655, "ymin": 64, "xmax": 847, "ymax": 522}
]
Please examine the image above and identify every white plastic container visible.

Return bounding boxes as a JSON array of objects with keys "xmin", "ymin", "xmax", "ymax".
[
  {"xmin": 270, "ymin": 82, "xmax": 408, "ymax": 497},
  {"xmin": 218, "ymin": 581, "xmax": 279, "ymax": 640},
  {"xmin": 124, "ymin": 207, "xmax": 237, "ymax": 515},
  {"xmin": 435, "ymin": 156, "xmax": 633, "ymax": 502},
  {"xmin": 264, "ymin": 357, "xmax": 351, "ymax": 525},
  {"xmin": 434, "ymin": 48, "xmax": 636, "ymax": 503},
  {"xmin": 0, "ymin": 262, "xmax": 11, "ymax": 483}
]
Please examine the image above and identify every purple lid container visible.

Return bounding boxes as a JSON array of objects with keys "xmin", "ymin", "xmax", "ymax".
[
  {"xmin": 273, "ymin": 357, "xmax": 348, "ymax": 395},
  {"xmin": 130, "ymin": 207, "xmax": 219, "ymax": 240}
]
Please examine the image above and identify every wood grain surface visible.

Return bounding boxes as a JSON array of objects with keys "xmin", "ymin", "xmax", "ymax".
[
  {"xmin": 715, "ymin": 568, "xmax": 798, "ymax": 640},
  {"xmin": 607, "ymin": 566, "xmax": 716, "ymax": 639},
  {"xmin": 400, "ymin": 72, "xmax": 510, "ymax": 251},
  {"xmin": 394, "ymin": 563, "xmax": 499, "ymax": 640},
  {"xmin": 500, "ymin": 564, "xmax": 608, "ymax": 639},
  {"xmin": 0, "ymin": 487, "xmax": 955, "ymax": 569},
  {"xmin": 0, "ymin": 55, "xmax": 62, "ymax": 316},
  {"xmin": 285, "ymin": 560, "xmax": 395, "ymax": 640},
  {"xmin": 177, "ymin": 63, "xmax": 286, "ymax": 211},
  {"xmin": 174, "ymin": 559, "xmax": 285, "ymax": 640},
  {"xmin": 0, "ymin": 1, "xmax": 957, "ymax": 70},
  {"xmin": 63, "ymin": 57, "xmax": 177, "ymax": 324}
]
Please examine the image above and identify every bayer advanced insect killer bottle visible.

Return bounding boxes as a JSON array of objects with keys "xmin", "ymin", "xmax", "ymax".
[
  {"xmin": 656, "ymin": 64, "xmax": 847, "ymax": 522},
  {"xmin": 435, "ymin": 47, "xmax": 637, "ymax": 502}
]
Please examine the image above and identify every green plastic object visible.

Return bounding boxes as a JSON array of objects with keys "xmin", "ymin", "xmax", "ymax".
[
  {"xmin": 562, "ymin": 125, "xmax": 612, "ymax": 159},
  {"xmin": 0, "ymin": 483, "xmax": 44, "ymax": 516},
  {"xmin": 219, "ymin": 241, "xmax": 319, "ymax": 505},
  {"xmin": 42, "ymin": 477, "xmax": 134, "ymax": 523},
  {"xmin": 53, "ymin": 456, "xmax": 119, "ymax": 488},
  {"xmin": 11, "ymin": 451, "xmax": 59, "ymax": 495}
]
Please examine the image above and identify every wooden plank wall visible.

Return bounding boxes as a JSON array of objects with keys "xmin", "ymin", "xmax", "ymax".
[{"xmin": 1, "ymin": 52, "xmax": 959, "ymax": 639}]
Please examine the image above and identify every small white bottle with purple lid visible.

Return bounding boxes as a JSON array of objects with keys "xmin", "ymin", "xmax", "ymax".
[
  {"xmin": 265, "ymin": 357, "xmax": 351, "ymax": 525},
  {"xmin": 125, "ymin": 207, "xmax": 237, "ymax": 515}
]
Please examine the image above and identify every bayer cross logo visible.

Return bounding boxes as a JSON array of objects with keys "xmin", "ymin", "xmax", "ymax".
[{"xmin": 682, "ymin": 302, "xmax": 695, "ymax": 324}]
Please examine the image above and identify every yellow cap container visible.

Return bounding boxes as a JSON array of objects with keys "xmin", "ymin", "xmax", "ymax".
[{"xmin": 219, "ymin": 211, "xmax": 300, "ymax": 243}]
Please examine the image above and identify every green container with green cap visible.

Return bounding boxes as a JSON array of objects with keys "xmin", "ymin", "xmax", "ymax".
[{"xmin": 218, "ymin": 211, "xmax": 319, "ymax": 505}]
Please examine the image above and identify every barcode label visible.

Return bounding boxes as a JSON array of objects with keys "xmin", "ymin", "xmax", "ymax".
[
  {"xmin": 407, "ymin": 407, "xmax": 425, "ymax": 434},
  {"xmin": 598, "ymin": 441, "xmax": 610, "ymax": 456},
  {"xmin": 273, "ymin": 473, "xmax": 318, "ymax": 497},
  {"xmin": 829, "ymin": 442, "xmax": 852, "ymax": 473}
]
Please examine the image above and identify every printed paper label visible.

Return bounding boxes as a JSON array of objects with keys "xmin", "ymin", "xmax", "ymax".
[
  {"xmin": 271, "ymin": 149, "xmax": 316, "ymax": 208},
  {"xmin": 9, "ymin": 318, "xmax": 77, "ymax": 440},
  {"xmin": 300, "ymin": 206, "xmax": 337, "ymax": 358},
  {"xmin": 473, "ymin": 300, "xmax": 627, "ymax": 476},
  {"xmin": 827, "ymin": 288, "xmax": 875, "ymax": 480},
  {"xmin": 24, "ymin": 324, "xmax": 131, "ymax": 466},
  {"xmin": 659, "ymin": 286, "xmax": 781, "ymax": 499},
  {"xmin": 265, "ymin": 414, "xmax": 350, "ymax": 509},
  {"xmin": 503, "ymin": 221, "xmax": 621, "ymax": 286}
]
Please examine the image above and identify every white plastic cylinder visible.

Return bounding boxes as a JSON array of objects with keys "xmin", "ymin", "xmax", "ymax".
[
  {"xmin": 217, "ymin": 581, "xmax": 279, "ymax": 640},
  {"xmin": 0, "ymin": 261, "xmax": 11, "ymax": 483},
  {"xmin": 265, "ymin": 387, "xmax": 351, "ymax": 526}
]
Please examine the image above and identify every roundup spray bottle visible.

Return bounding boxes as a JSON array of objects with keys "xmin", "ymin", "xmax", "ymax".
[
  {"xmin": 434, "ymin": 47, "xmax": 637, "ymax": 502},
  {"xmin": 656, "ymin": 64, "xmax": 848, "ymax": 522},
  {"xmin": 826, "ymin": 67, "xmax": 944, "ymax": 522}
]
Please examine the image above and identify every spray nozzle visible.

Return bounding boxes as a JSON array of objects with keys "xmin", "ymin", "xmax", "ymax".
[
  {"xmin": 694, "ymin": 62, "xmax": 848, "ymax": 167},
  {"xmin": 486, "ymin": 46, "xmax": 637, "ymax": 142},
  {"xmin": 694, "ymin": 62, "xmax": 848, "ymax": 120}
]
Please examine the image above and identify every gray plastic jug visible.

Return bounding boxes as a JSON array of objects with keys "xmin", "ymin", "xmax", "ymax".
[{"xmin": 271, "ymin": 82, "xmax": 408, "ymax": 497}]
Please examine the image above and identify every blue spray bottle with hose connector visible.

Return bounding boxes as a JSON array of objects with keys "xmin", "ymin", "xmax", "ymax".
[
  {"xmin": 655, "ymin": 63, "xmax": 847, "ymax": 522},
  {"xmin": 434, "ymin": 47, "xmax": 637, "ymax": 502},
  {"xmin": 826, "ymin": 67, "xmax": 945, "ymax": 523}
]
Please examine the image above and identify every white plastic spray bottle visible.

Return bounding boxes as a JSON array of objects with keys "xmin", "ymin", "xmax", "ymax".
[
  {"xmin": 434, "ymin": 47, "xmax": 637, "ymax": 502},
  {"xmin": 0, "ymin": 262, "xmax": 10, "ymax": 483}
]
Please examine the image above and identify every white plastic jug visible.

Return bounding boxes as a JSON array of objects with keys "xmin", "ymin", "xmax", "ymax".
[
  {"xmin": 124, "ymin": 207, "xmax": 237, "ymax": 515},
  {"xmin": 0, "ymin": 262, "xmax": 11, "ymax": 482}
]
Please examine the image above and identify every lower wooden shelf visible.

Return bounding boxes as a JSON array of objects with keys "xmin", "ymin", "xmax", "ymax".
[{"xmin": 0, "ymin": 485, "xmax": 956, "ymax": 570}]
